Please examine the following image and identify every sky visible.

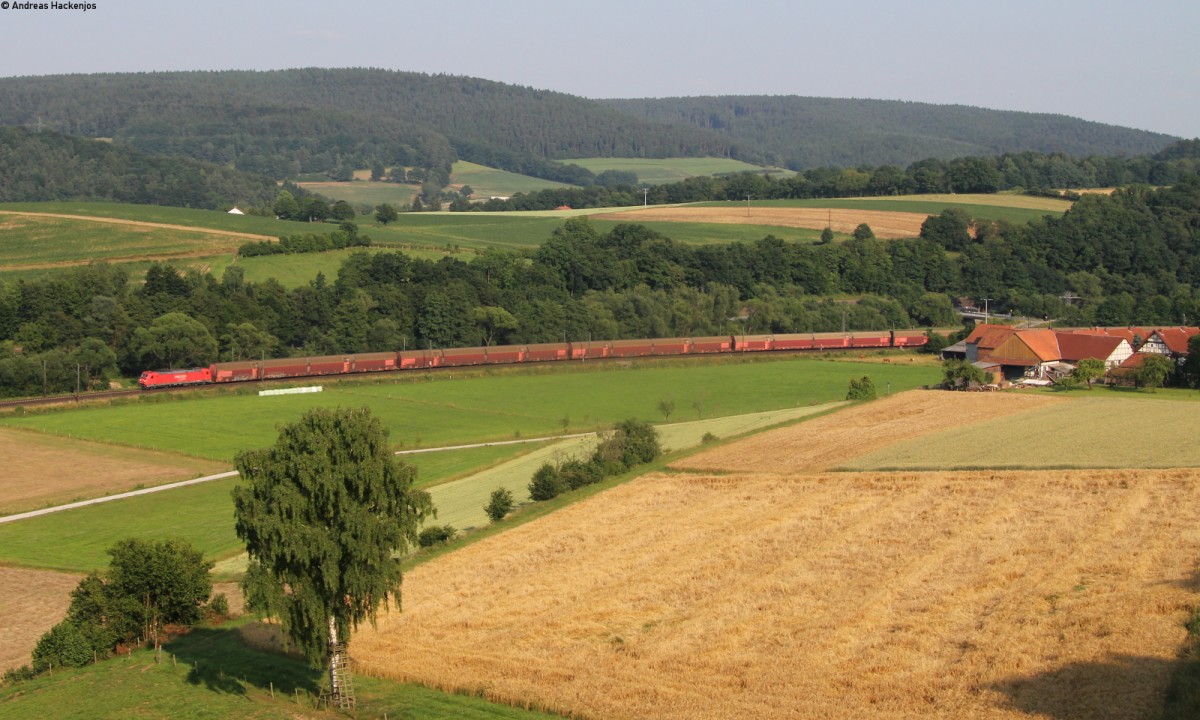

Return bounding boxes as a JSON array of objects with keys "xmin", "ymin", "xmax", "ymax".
[{"xmin": 0, "ymin": 0, "xmax": 1196, "ymax": 138}]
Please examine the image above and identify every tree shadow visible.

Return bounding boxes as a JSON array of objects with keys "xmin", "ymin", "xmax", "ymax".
[
  {"xmin": 990, "ymin": 653, "xmax": 1195, "ymax": 720},
  {"xmin": 164, "ymin": 626, "xmax": 321, "ymax": 697}
]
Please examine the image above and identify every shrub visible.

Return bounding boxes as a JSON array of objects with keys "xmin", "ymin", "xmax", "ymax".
[
  {"xmin": 846, "ymin": 376, "xmax": 877, "ymax": 400},
  {"xmin": 559, "ymin": 458, "xmax": 603, "ymax": 490},
  {"xmin": 2, "ymin": 665, "xmax": 35, "ymax": 685},
  {"xmin": 418, "ymin": 525, "xmax": 458, "ymax": 548},
  {"xmin": 701, "ymin": 432, "xmax": 720, "ymax": 445},
  {"xmin": 529, "ymin": 463, "xmax": 566, "ymax": 501},
  {"xmin": 484, "ymin": 488, "xmax": 515, "ymax": 522},
  {"xmin": 592, "ymin": 418, "xmax": 661, "ymax": 471},
  {"xmin": 32, "ymin": 621, "xmax": 93, "ymax": 672},
  {"xmin": 206, "ymin": 593, "xmax": 230, "ymax": 618}
]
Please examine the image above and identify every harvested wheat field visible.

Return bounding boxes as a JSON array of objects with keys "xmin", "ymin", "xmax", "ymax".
[
  {"xmin": 355, "ymin": 467, "xmax": 1200, "ymax": 720},
  {"xmin": 0, "ymin": 567, "xmax": 81, "ymax": 671},
  {"xmin": 0, "ymin": 428, "xmax": 225, "ymax": 515},
  {"xmin": 592, "ymin": 206, "xmax": 929, "ymax": 238},
  {"xmin": 671, "ymin": 390, "xmax": 1062, "ymax": 475}
]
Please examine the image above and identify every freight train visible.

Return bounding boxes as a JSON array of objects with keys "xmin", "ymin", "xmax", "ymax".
[{"xmin": 138, "ymin": 330, "xmax": 929, "ymax": 389}]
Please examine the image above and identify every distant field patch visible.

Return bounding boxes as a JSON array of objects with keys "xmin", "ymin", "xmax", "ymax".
[
  {"xmin": 0, "ymin": 213, "xmax": 264, "ymax": 269},
  {"xmin": 564, "ymin": 157, "xmax": 782, "ymax": 185},
  {"xmin": 0, "ymin": 428, "xmax": 225, "ymax": 516},
  {"xmin": 355, "ymin": 463, "xmax": 1200, "ymax": 719},
  {"xmin": 593, "ymin": 205, "xmax": 931, "ymax": 238},
  {"xmin": 450, "ymin": 161, "xmax": 574, "ymax": 197},
  {"xmin": 233, "ymin": 246, "xmax": 459, "ymax": 287},
  {"xmin": 293, "ymin": 180, "xmax": 417, "ymax": 208},
  {"xmin": 840, "ymin": 395, "xmax": 1200, "ymax": 471}
]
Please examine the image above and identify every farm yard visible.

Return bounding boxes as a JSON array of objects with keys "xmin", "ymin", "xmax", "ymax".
[{"xmin": 354, "ymin": 390, "xmax": 1200, "ymax": 720}]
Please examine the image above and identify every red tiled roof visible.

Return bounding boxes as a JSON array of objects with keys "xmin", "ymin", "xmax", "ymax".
[
  {"xmin": 965, "ymin": 324, "xmax": 1015, "ymax": 350},
  {"xmin": 1056, "ymin": 334, "xmax": 1125, "ymax": 363}
]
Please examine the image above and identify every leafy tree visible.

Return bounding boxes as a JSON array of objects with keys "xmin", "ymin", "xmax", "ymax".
[
  {"xmin": 1071, "ymin": 358, "xmax": 1106, "ymax": 390},
  {"xmin": 592, "ymin": 419, "xmax": 661, "ymax": 472},
  {"xmin": 657, "ymin": 397, "xmax": 675, "ymax": 422},
  {"xmin": 331, "ymin": 200, "xmax": 356, "ymax": 222},
  {"xmin": 471, "ymin": 305, "xmax": 519, "ymax": 346},
  {"xmin": 852, "ymin": 223, "xmax": 875, "ymax": 241},
  {"xmin": 484, "ymin": 487, "xmax": 514, "ymax": 522},
  {"xmin": 106, "ymin": 538, "xmax": 213, "ymax": 650},
  {"xmin": 459, "ymin": 185, "xmax": 474, "ymax": 197},
  {"xmin": 232, "ymin": 407, "xmax": 433, "ymax": 699},
  {"xmin": 133, "ymin": 312, "xmax": 218, "ymax": 369},
  {"xmin": 221, "ymin": 322, "xmax": 276, "ymax": 362},
  {"xmin": 273, "ymin": 190, "xmax": 301, "ymax": 221},
  {"xmin": 69, "ymin": 337, "xmax": 118, "ymax": 388},
  {"xmin": 374, "ymin": 203, "xmax": 399, "ymax": 225},
  {"xmin": 1135, "ymin": 354, "xmax": 1174, "ymax": 390},
  {"xmin": 818, "ymin": 227, "xmax": 834, "ymax": 245}
]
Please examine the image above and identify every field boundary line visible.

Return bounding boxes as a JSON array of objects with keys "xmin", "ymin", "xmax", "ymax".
[
  {"xmin": 0, "ymin": 470, "xmax": 240, "ymax": 525},
  {"xmin": 394, "ymin": 433, "xmax": 594, "ymax": 455},
  {"xmin": 0, "ymin": 210, "xmax": 274, "ymax": 240}
]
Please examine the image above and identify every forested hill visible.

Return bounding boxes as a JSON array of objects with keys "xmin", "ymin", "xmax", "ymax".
[
  {"xmin": 0, "ymin": 68, "xmax": 1181, "ymax": 183},
  {"xmin": 0, "ymin": 126, "xmax": 280, "ymax": 209},
  {"xmin": 602, "ymin": 96, "xmax": 1179, "ymax": 169},
  {"xmin": 0, "ymin": 69, "xmax": 731, "ymax": 182}
]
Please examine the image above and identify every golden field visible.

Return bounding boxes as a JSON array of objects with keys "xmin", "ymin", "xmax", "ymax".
[{"xmin": 354, "ymin": 391, "xmax": 1200, "ymax": 719}]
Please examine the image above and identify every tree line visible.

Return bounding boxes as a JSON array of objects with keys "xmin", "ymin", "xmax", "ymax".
[
  {"xmin": 469, "ymin": 141, "xmax": 1200, "ymax": 212},
  {"xmin": 2, "ymin": 177, "xmax": 1200, "ymax": 398}
]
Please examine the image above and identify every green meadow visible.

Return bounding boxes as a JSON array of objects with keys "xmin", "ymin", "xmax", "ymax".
[
  {"xmin": 2, "ymin": 355, "xmax": 938, "ymax": 462},
  {"xmin": 695, "ymin": 196, "xmax": 1070, "ymax": 224},
  {"xmin": 565, "ymin": 157, "xmax": 786, "ymax": 185},
  {"xmin": 450, "ymin": 160, "xmax": 575, "ymax": 196},
  {"xmin": 293, "ymin": 179, "xmax": 419, "ymax": 207}
]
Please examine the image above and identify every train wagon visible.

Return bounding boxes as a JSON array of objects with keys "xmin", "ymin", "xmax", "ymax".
[
  {"xmin": 690, "ymin": 336, "xmax": 735, "ymax": 354},
  {"xmin": 440, "ymin": 346, "xmax": 490, "ymax": 367},
  {"xmin": 523, "ymin": 342, "xmax": 572, "ymax": 363}
]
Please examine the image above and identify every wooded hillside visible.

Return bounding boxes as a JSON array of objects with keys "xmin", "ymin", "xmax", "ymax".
[{"xmin": 0, "ymin": 69, "xmax": 1179, "ymax": 183}]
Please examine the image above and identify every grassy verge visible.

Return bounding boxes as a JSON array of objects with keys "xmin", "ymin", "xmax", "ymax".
[{"xmin": 0, "ymin": 619, "xmax": 564, "ymax": 719}]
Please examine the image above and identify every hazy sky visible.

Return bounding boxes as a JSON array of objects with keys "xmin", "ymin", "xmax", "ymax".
[{"xmin": 0, "ymin": 0, "xmax": 1196, "ymax": 138}]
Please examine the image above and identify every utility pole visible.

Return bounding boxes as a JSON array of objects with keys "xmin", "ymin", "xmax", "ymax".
[
  {"xmin": 642, "ymin": 187, "xmax": 649, "ymax": 207},
  {"xmin": 745, "ymin": 194, "xmax": 751, "ymax": 217},
  {"xmin": 983, "ymin": 298, "xmax": 993, "ymax": 324}
]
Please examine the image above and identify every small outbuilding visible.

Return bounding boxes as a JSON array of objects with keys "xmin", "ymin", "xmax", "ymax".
[{"xmin": 227, "ymin": 207, "xmax": 245, "ymax": 215}]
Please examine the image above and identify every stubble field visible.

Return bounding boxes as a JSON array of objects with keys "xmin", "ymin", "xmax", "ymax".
[
  {"xmin": 354, "ymin": 391, "xmax": 1200, "ymax": 720},
  {"xmin": 593, "ymin": 206, "xmax": 931, "ymax": 238}
]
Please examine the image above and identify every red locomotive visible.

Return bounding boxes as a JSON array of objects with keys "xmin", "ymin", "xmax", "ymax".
[{"xmin": 138, "ymin": 330, "xmax": 928, "ymax": 389}]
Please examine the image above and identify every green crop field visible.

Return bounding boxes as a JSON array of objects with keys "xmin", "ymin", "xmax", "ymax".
[
  {"xmin": 2, "ymin": 356, "xmax": 939, "ymax": 462},
  {"xmin": 588, "ymin": 218, "xmax": 824, "ymax": 245},
  {"xmin": 565, "ymin": 157, "xmax": 786, "ymax": 185},
  {"xmin": 294, "ymin": 179, "xmax": 419, "ymax": 207},
  {"xmin": 0, "ymin": 202, "xmax": 317, "ymax": 237},
  {"xmin": 450, "ymin": 161, "xmax": 575, "ymax": 197},
  {"xmin": 0, "ymin": 621, "xmax": 562, "ymax": 719},
  {"xmin": 839, "ymin": 394, "xmax": 1200, "ymax": 472}
]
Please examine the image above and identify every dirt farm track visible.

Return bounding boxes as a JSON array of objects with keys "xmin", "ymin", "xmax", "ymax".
[
  {"xmin": 593, "ymin": 206, "xmax": 931, "ymax": 238},
  {"xmin": 355, "ymin": 392, "xmax": 1200, "ymax": 720}
]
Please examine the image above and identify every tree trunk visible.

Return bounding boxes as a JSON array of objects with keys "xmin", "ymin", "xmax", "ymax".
[{"xmin": 328, "ymin": 616, "xmax": 341, "ymax": 701}]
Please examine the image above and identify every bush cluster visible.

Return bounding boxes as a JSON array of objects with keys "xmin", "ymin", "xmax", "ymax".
[
  {"xmin": 238, "ymin": 223, "xmax": 370, "ymax": 257},
  {"xmin": 846, "ymin": 376, "xmax": 877, "ymax": 400},
  {"xmin": 417, "ymin": 525, "xmax": 458, "ymax": 548},
  {"xmin": 527, "ymin": 419, "xmax": 661, "ymax": 502}
]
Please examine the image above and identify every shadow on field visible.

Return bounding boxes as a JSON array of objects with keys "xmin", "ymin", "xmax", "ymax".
[
  {"xmin": 164, "ymin": 626, "xmax": 321, "ymax": 697},
  {"xmin": 990, "ymin": 654, "xmax": 1191, "ymax": 719}
]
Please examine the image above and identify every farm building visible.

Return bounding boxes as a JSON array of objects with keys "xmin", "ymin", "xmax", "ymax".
[
  {"xmin": 948, "ymin": 324, "xmax": 1136, "ymax": 382},
  {"xmin": 1139, "ymin": 327, "xmax": 1200, "ymax": 359},
  {"xmin": 227, "ymin": 207, "xmax": 244, "ymax": 215}
]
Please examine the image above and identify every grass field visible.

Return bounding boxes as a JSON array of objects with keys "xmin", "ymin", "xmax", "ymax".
[
  {"xmin": 294, "ymin": 179, "xmax": 419, "ymax": 207},
  {"xmin": 351, "ymin": 389, "xmax": 1200, "ymax": 719},
  {"xmin": 450, "ymin": 161, "xmax": 575, "ymax": 197},
  {"xmin": 564, "ymin": 157, "xmax": 783, "ymax": 185},
  {"xmin": 0, "ymin": 428, "xmax": 225, "ymax": 516},
  {"xmin": 0, "ymin": 620, "xmax": 564, "ymax": 719},
  {"xmin": 1, "ymin": 356, "xmax": 938, "ymax": 461},
  {"xmin": 0, "ymin": 567, "xmax": 79, "ymax": 673},
  {"xmin": 693, "ymin": 196, "xmax": 1070, "ymax": 225}
]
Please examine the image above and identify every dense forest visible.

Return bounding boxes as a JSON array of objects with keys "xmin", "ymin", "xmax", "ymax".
[
  {"xmin": 0, "ymin": 127, "xmax": 282, "ymax": 209},
  {"xmin": 0, "ymin": 69, "xmax": 1179, "ymax": 187},
  {"xmin": 3, "ymin": 175, "xmax": 1199, "ymax": 397},
  {"xmin": 604, "ymin": 96, "xmax": 1179, "ymax": 169}
]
